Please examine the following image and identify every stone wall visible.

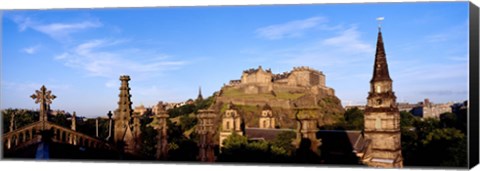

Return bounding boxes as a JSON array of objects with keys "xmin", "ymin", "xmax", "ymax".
[{"xmin": 232, "ymin": 66, "xmax": 326, "ymax": 88}]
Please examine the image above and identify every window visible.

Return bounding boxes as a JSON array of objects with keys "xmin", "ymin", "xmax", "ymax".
[
  {"xmin": 225, "ymin": 121, "xmax": 230, "ymax": 130},
  {"xmin": 376, "ymin": 85, "xmax": 382, "ymax": 93},
  {"xmin": 375, "ymin": 117, "xmax": 382, "ymax": 130}
]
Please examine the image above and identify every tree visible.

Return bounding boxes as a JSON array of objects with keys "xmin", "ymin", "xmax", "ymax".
[
  {"xmin": 2, "ymin": 109, "xmax": 35, "ymax": 133},
  {"xmin": 139, "ymin": 114, "xmax": 157, "ymax": 159},
  {"xmin": 420, "ymin": 128, "xmax": 467, "ymax": 167},
  {"xmin": 167, "ymin": 104, "xmax": 195, "ymax": 118},
  {"xmin": 271, "ymin": 131, "xmax": 296, "ymax": 155},
  {"xmin": 343, "ymin": 107, "xmax": 364, "ymax": 130},
  {"xmin": 179, "ymin": 114, "xmax": 197, "ymax": 131},
  {"xmin": 50, "ymin": 113, "xmax": 69, "ymax": 128},
  {"xmin": 400, "ymin": 111, "xmax": 416, "ymax": 129},
  {"xmin": 401, "ymin": 113, "xmax": 468, "ymax": 167}
]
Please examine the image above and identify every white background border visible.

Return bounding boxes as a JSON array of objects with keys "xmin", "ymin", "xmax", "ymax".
[{"xmin": 0, "ymin": 0, "xmax": 478, "ymax": 171}]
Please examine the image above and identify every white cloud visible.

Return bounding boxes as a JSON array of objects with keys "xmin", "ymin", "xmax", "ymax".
[
  {"xmin": 1, "ymin": 81, "xmax": 70, "ymax": 91},
  {"xmin": 54, "ymin": 39, "xmax": 187, "ymax": 80},
  {"xmin": 321, "ymin": 26, "xmax": 373, "ymax": 53},
  {"xmin": 255, "ymin": 17, "xmax": 328, "ymax": 40},
  {"xmin": 268, "ymin": 26, "xmax": 373, "ymax": 69},
  {"xmin": 105, "ymin": 79, "xmax": 117, "ymax": 88},
  {"xmin": 11, "ymin": 15, "xmax": 102, "ymax": 41},
  {"xmin": 22, "ymin": 45, "xmax": 40, "ymax": 54},
  {"xmin": 12, "ymin": 15, "xmax": 33, "ymax": 32}
]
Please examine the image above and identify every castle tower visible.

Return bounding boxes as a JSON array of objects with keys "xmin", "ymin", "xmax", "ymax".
[
  {"xmin": 259, "ymin": 104, "xmax": 275, "ymax": 128},
  {"xmin": 113, "ymin": 75, "xmax": 136, "ymax": 153},
  {"xmin": 151, "ymin": 101, "xmax": 169, "ymax": 160},
  {"xmin": 196, "ymin": 109, "xmax": 216, "ymax": 162},
  {"xmin": 219, "ymin": 102, "xmax": 243, "ymax": 149},
  {"xmin": 362, "ymin": 26, "xmax": 403, "ymax": 168}
]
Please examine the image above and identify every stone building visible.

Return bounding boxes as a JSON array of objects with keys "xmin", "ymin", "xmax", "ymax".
[
  {"xmin": 236, "ymin": 65, "xmax": 326, "ymax": 87},
  {"xmin": 240, "ymin": 65, "xmax": 273, "ymax": 85},
  {"xmin": 219, "ymin": 103, "xmax": 243, "ymax": 148},
  {"xmin": 226, "ymin": 66, "xmax": 333, "ymax": 96},
  {"xmin": 259, "ymin": 104, "xmax": 276, "ymax": 129},
  {"xmin": 421, "ymin": 98, "xmax": 453, "ymax": 119},
  {"xmin": 133, "ymin": 104, "xmax": 147, "ymax": 116},
  {"xmin": 361, "ymin": 27, "xmax": 403, "ymax": 167}
]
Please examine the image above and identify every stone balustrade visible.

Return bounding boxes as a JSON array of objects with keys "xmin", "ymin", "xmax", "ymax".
[{"xmin": 3, "ymin": 121, "xmax": 113, "ymax": 152}]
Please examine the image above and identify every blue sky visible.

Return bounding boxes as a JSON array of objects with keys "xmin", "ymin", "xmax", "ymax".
[{"xmin": 1, "ymin": 2, "xmax": 469, "ymax": 117}]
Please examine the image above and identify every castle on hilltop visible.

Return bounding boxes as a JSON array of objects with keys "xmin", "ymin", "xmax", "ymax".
[
  {"xmin": 217, "ymin": 65, "xmax": 344, "ymax": 128},
  {"xmin": 230, "ymin": 66, "xmax": 325, "ymax": 87},
  {"xmin": 226, "ymin": 66, "xmax": 334, "ymax": 96}
]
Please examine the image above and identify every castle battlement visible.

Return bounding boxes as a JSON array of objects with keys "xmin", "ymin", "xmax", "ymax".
[
  {"xmin": 292, "ymin": 66, "xmax": 324, "ymax": 75},
  {"xmin": 231, "ymin": 66, "xmax": 327, "ymax": 88},
  {"xmin": 242, "ymin": 66, "xmax": 273, "ymax": 74}
]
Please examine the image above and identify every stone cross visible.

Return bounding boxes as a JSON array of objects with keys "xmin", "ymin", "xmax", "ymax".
[{"xmin": 31, "ymin": 85, "xmax": 56, "ymax": 125}]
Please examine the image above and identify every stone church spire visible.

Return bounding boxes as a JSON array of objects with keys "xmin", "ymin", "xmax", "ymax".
[
  {"xmin": 371, "ymin": 29, "xmax": 392, "ymax": 83},
  {"xmin": 362, "ymin": 26, "xmax": 403, "ymax": 168},
  {"xmin": 197, "ymin": 86, "xmax": 204, "ymax": 101}
]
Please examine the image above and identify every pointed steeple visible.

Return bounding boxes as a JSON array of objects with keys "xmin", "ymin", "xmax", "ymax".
[
  {"xmin": 196, "ymin": 86, "xmax": 203, "ymax": 101},
  {"xmin": 370, "ymin": 28, "xmax": 392, "ymax": 83}
]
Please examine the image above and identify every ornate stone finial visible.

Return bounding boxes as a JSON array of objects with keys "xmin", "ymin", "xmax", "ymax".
[{"xmin": 120, "ymin": 75, "xmax": 131, "ymax": 81}]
